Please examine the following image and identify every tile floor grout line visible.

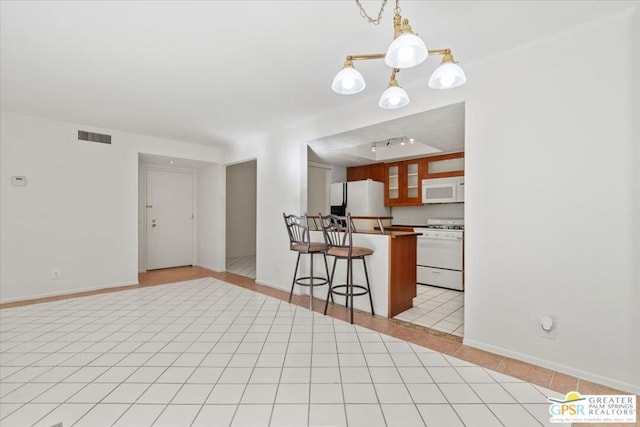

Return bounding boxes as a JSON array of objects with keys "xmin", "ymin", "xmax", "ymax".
[
  {"xmin": 216, "ymin": 283, "xmax": 273, "ymax": 426},
  {"xmin": 71, "ymin": 281, "xmax": 213, "ymax": 427},
  {"xmin": 114, "ymin": 278, "xmax": 237, "ymax": 426},
  {"xmin": 0, "ymin": 274, "xmax": 622, "ymax": 427},
  {"xmin": 330, "ymin": 310, "xmax": 349, "ymax": 427},
  {"xmin": 260, "ymin": 297, "xmax": 283, "ymax": 427}
]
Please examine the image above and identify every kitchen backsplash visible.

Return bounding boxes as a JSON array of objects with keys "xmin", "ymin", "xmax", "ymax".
[{"xmin": 391, "ymin": 204, "xmax": 464, "ymax": 225}]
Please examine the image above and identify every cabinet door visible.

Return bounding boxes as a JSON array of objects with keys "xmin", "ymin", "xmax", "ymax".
[
  {"xmin": 403, "ymin": 159, "xmax": 422, "ymax": 205},
  {"xmin": 422, "ymin": 152, "xmax": 464, "ymax": 180},
  {"xmin": 367, "ymin": 163, "xmax": 385, "ymax": 182},
  {"xmin": 347, "ymin": 166, "xmax": 366, "ymax": 182},
  {"xmin": 385, "ymin": 162, "xmax": 402, "ymax": 206}
]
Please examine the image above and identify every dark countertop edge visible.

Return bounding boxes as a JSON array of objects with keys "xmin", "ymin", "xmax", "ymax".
[
  {"xmin": 310, "ymin": 229, "xmax": 420, "ymax": 237},
  {"xmin": 307, "ymin": 215, "xmax": 393, "ymax": 220},
  {"xmin": 356, "ymin": 230, "xmax": 421, "ymax": 237}
]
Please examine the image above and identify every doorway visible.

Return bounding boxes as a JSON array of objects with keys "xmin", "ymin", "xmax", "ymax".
[
  {"xmin": 307, "ymin": 162, "xmax": 331, "ymax": 216},
  {"xmin": 225, "ymin": 160, "xmax": 257, "ymax": 278},
  {"xmin": 145, "ymin": 168, "xmax": 196, "ymax": 270}
]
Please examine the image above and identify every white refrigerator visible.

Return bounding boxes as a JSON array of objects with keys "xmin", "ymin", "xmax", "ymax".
[{"xmin": 330, "ymin": 179, "xmax": 390, "ymax": 231}]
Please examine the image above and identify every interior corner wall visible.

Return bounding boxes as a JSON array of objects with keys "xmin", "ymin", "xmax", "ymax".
[
  {"xmin": 462, "ymin": 13, "xmax": 639, "ymax": 393},
  {"xmin": 225, "ymin": 160, "xmax": 257, "ymax": 258},
  {"xmin": 631, "ymin": 5, "xmax": 640, "ymax": 379},
  {"xmin": 0, "ymin": 112, "xmax": 222, "ymax": 303},
  {"xmin": 197, "ymin": 164, "xmax": 226, "ymax": 272},
  {"xmin": 244, "ymin": 12, "xmax": 638, "ymax": 392},
  {"xmin": 223, "ymin": 137, "xmax": 306, "ymax": 293}
]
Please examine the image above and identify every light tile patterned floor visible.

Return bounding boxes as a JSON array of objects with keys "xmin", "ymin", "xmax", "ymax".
[
  {"xmin": 394, "ymin": 285, "xmax": 465, "ymax": 337},
  {"xmin": 0, "ymin": 278, "xmax": 567, "ymax": 426},
  {"xmin": 226, "ymin": 256, "xmax": 256, "ymax": 279}
]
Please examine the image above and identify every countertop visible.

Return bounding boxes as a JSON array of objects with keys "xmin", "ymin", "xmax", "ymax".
[{"xmin": 356, "ymin": 230, "xmax": 421, "ymax": 237}]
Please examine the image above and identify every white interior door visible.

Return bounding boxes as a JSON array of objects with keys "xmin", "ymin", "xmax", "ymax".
[{"xmin": 146, "ymin": 169, "xmax": 194, "ymax": 270}]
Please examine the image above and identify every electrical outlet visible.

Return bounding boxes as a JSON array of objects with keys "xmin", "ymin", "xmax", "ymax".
[
  {"xmin": 539, "ymin": 315, "xmax": 557, "ymax": 339},
  {"xmin": 52, "ymin": 269, "xmax": 61, "ymax": 280}
]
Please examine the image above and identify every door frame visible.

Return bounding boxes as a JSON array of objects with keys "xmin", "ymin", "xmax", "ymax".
[{"xmin": 140, "ymin": 164, "xmax": 198, "ymax": 272}]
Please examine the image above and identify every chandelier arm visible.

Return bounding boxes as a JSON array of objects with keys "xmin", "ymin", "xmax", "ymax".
[
  {"xmin": 428, "ymin": 48, "xmax": 452, "ymax": 56},
  {"xmin": 334, "ymin": 1, "xmax": 466, "ymax": 108},
  {"xmin": 346, "ymin": 53, "xmax": 386, "ymax": 61},
  {"xmin": 346, "ymin": 49, "xmax": 453, "ymax": 63}
]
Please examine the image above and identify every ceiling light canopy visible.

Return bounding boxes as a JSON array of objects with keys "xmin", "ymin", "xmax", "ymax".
[{"xmin": 332, "ymin": 0, "xmax": 466, "ymax": 110}]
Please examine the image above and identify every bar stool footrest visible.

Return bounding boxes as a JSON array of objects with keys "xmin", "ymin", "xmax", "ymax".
[
  {"xmin": 294, "ymin": 276, "xmax": 329, "ymax": 287},
  {"xmin": 328, "ymin": 284, "xmax": 370, "ymax": 297}
]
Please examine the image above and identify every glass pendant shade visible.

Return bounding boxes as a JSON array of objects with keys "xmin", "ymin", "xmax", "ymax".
[
  {"xmin": 428, "ymin": 62, "xmax": 467, "ymax": 89},
  {"xmin": 331, "ymin": 65, "xmax": 366, "ymax": 94},
  {"xmin": 384, "ymin": 33, "xmax": 428, "ymax": 69},
  {"xmin": 378, "ymin": 85, "xmax": 410, "ymax": 109}
]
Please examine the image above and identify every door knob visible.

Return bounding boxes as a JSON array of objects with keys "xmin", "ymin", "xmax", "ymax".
[{"xmin": 152, "ymin": 224, "xmax": 156, "ymax": 227}]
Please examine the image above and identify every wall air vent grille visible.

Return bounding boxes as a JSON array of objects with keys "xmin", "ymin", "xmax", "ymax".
[{"xmin": 78, "ymin": 130, "xmax": 111, "ymax": 144}]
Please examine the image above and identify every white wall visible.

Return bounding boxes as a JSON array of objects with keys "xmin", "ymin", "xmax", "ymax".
[
  {"xmin": 0, "ymin": 112, "xmax": 222, "ymax": 302},
  {"xmin": 223, "ymin": 135, "xmax": 306, "ymax": 292},
  {"xmin": 331, "ymin": 165, "xmax": 347, "ymax": 184},
  {"xmin": 307, "ymin": 163, "xmax": 330, "ymax": 217},
  {"xmin": 225, "ymin": 160, "xmax": 257, "ymax": 258},
  {"xmin": 631, "ymin": 6, "xmax": 640, "ymax": 386},
  {"xmin": 462, "ymin": 11, "xmax": 638, "ymax": 393},
  {"xmin": 222, "ymin": 12, "xmax": 638, "ymax": 393},
  {"xmin": 197, "ymin": 164, "xmax": 226, "ymax": 271}
]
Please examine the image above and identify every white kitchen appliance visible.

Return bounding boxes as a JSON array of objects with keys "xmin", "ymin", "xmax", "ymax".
[
  {"xmin": 330, "ymin": 179, "xmax": 390, "ymax": 231},
  {"xmin": 414, "ymin": 219, "xmax": 464, "ymax": 291},
  {"xmin": 422, "ymin": 176, "xmax": 464, "ymax": 204}
]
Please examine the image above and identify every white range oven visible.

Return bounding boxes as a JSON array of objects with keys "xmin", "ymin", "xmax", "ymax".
[{"xmin": 414, "ymin": 219, "xmax": 464, "ymax": 291}]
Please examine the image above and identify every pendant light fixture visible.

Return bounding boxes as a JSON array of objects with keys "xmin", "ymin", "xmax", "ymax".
[
  {"xmin": 331, "ymin": 59, "xmax": 366, "ymax": 94},
  {"xmin": 332, "ymin": 0, "xmax": 466, "ymax": 109},
  {"xmin": 378, "ymin": 69, "xmax": 409, "ymax": 109},
  {"xmin": 428, "ymin": 51, "xmax": 467, "ymax": 89}
]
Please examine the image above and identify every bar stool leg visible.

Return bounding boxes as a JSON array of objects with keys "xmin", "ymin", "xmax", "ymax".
[
  {"xmin": 324, "ymin": 257, "xmax": 338, "ymax": 315},
  {"xmin": 349, "ymin": 257, "xmax": 354, "ymax": 324},
  {"xmin": 322, "ymin": 253, "xmax": 334, "ymax": 303},
  {"xmin": 289, "ymin": 252, "xmax": 301, "ymax": 303},
  {"xmin": 309, "ymin": 254, "xmax": 314, "ymax": 311},
  {"xmin": 362, "ymin": 257, "xmax": 374, "ymax": 316}
]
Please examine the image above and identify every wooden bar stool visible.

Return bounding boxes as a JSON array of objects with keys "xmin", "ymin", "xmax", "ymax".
[
  {"xmin": 283, "ymin": 213, "xmax": 331, "ymax": 311},
  {"xmin": 320, "ymin": 213, "xmax": 375, "ymax": 324}
]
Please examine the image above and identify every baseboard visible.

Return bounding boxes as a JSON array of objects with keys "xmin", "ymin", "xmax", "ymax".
[
  {"xmin": 463, "ymin": 338, "xmax": 640, "ymax": 395},
  {"xmin": 194, "ymin": 263, "xmax": 224, "ymax": 273},
  {"xmin": 254, "ymin": 279, "xmax": 291, "ymax": 293},
  {"xmin": 0, "ymin": 280, "xmax": 139, "ymax": 305}
]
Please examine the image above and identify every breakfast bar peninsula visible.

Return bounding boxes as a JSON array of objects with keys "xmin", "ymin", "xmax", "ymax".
[{"xmin": 307, "ymin": 216, "xmax": 419, "ymax": 318}]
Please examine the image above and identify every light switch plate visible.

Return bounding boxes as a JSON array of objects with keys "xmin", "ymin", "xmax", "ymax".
[{"xmin": 11, "ymin": 176, "xmax": 27, "ymax": 186}]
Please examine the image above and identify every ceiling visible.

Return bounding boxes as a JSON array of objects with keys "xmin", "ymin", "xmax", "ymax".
[
  {"xmin": 1, "ymin": 1, "xmax": 636, "ymax": 150},
  {"xmin": 308, "ymin": 102, "xmax": 465, "ymax": 167}
]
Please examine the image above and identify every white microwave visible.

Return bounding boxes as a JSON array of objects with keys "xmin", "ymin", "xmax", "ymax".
[{"xmin": 422, "ymin": 176, "xmax": 464, "ymax": 204}]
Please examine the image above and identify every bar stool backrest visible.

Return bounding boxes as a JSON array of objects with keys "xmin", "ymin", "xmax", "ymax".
[
  {"xmin": 283, "ymin": 213, "xmax": 311, "ymax": 252},
  {"xmin": 319, "ymin": 213, "xmax": 354, "ymax": 256}
]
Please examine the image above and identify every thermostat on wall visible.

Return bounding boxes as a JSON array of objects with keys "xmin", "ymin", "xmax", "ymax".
[{"xmin": 11, "ymin": 176, "xmax": 27, "ymax": 186}]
